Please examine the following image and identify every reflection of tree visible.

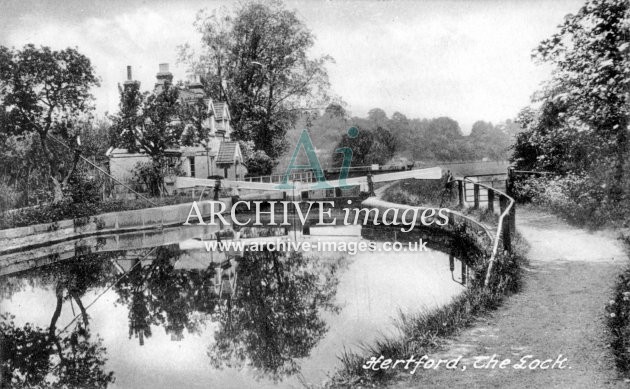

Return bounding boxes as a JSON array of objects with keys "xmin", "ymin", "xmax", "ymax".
[
  {"xmin": 0, "ymin": 251, "xmax": 118, "ymax": 388},
  {"xmin": 114, "ymin": 245, "xmax": 219, "ymax": 344},
  {"xmin": 1, "ymin": 313, "xmax": 114, "ymax": 388},
  {"xmin": 208, "ymin": 250, "xmax": 341, "ymax": 381}
]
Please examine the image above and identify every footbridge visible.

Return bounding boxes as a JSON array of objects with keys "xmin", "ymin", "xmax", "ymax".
[{"xmin": 175, "ymin": 166, "xmax": 442, "ymax": 199}]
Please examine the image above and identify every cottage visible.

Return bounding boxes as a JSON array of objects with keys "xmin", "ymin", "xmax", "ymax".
[{"xmin": 107, "ymin": 64, "xmax": 245, "ymax": 194}]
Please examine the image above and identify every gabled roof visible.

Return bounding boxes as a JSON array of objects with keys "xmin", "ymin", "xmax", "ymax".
[
  {"xmin": 216, "ymin": 141, "xmax": 240, "ymax": 165},
  {"xmin": 214, "ymin": 102, "xmax": 230, "ymax": 121}
]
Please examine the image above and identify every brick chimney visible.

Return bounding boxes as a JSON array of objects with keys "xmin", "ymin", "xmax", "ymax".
[
  {"xmin": 123, "ymin": 65, "xmax": 140, "ymax": 90},
  {"xmin": 155, "ymin": 63, "xmax": 173, "ymax": 88},
  {"xmin": 188, "ymin": 74, "xmax": 204, "ymax": 94}
]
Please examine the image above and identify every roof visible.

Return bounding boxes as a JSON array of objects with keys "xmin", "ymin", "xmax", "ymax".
[
  {"xmin": 214, "ymin": 102, "xmax": 230, "ymax": 120},
  {"xmin": 216, "ymin": 120, "xmax": 230, "ymax": 133},
  {"xmin": 216, "ymin": 141, "xmax": 240, "ymax": 165},
  {"xmin": 179, "ymin": 89, "xmax": 205, "ymax": 103}
]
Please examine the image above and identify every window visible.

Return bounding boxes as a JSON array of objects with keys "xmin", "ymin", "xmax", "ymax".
[{"xmin": 189, "ymin": 157, "xmax": 196, "ymax": 177}]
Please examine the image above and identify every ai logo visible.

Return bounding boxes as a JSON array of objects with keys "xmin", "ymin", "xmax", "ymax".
[{"xmin": 276, "ymin": 127, "xmax": 359, "ymax": 189}]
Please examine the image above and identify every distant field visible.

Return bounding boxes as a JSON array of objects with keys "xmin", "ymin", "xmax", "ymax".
[{"xmin": 416, "ymin": 160, "xmax": 510, "ymax": 177}]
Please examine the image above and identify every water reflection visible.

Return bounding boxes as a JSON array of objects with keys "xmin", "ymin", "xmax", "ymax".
[
  {"xmin": 113, "ymin": 245, "xmax": 224, "ymax": 346},
  {"xmin": 0, "ymin": 225, "xmax": 475, "ymax": 388},
  {"xmin": 1, "ymin": 251, "xmax": 118, "ymax": 388},
  {"xmin": 208, "ymin": 249, "xmax": 341, "ymax": 381}
]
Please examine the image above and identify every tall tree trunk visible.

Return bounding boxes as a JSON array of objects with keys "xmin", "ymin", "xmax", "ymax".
[
  {"xmin": 39, "ymin": 131, "xmax": 65, "ymax": 203},
  {"xmin": 61, "ymin": 150, "xmax": 81, "ymax": 189}
]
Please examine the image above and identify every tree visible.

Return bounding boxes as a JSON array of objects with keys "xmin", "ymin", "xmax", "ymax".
[
  {"xmin": 527, "ymin": 0, "xmax": 630, "ymax": 200},
  {"xmin": 0, "ymin": 45, "xmax": 100, "ymax": 202},
  {"xmin": 108, "ymin": 81, "xmax": 143, "ymax": 152},
  {"xmin": 367, "ymin": 108, "xmax": 388, "ymax": 124},
  {"xmin": 179, "ymin": 0, "xmax": 332, "ymax": 160},
  {"xmin": 469, "ymin": 120, "xmax": 512, "ymax": 160},
  {"xmin": 110, "ymin": 83, "xmax": 183, "ymax": 196},
  {"xmin": 511, "ymin": 101, "xmax": 597, "ymax": 173}
]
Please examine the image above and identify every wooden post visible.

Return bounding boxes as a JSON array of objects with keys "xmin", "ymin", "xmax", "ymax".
[
  {"xmin": 213, "ymin": 179, "xmax": 221, "ymax": 201},
  {"xmin": 473, "ymin": 183, "xmax": 480, "ymax": 209},
  {"xmin": 458, "ymin": 180, "xmax": 464, "ymax": 207},
  {"xmin": 487, "ymin": 189, "xmax": 494, "ymax": 212},
  {"xmin": 505, "ymin": 167, "xmax": 516, "ymax": 232},
  {"xmin": 506, "ymin": 167, "xmax": 515, "ymax": 197},
  {"xmin": 367, "ymin": 172, "xmax": 375, "ymax": 197},
  {"xmin": 509, "ymin": 200, "xmax": 516, "ymax": 233}
]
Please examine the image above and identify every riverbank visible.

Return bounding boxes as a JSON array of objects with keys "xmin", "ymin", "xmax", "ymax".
[
  {"xmin": 388, "ymin": 208, "xmax": 628, "ymax": 388},
  {"xmin": 326, "ymin": 187, "xmax": 525, "ymax": 387}
]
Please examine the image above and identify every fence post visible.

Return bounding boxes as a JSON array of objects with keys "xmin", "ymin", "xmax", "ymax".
[
  {"xmin": 213, "ymin": 179, "xmax": 221, "ymax": 201},
  {"xmin": 487, "ymin": 189, "xmax": 494, "ymax": 213},
  {"xmin": 367, "ymin": 173, "xmax": 375, "ymax": 197},
  {"xmin": 473, "ymin": 183, "xmax": 480, "ymax": 209},
  {"xmin": 458, "ymin": 180, "xmax": 464, "ymax": 207},
  {"xmin": 509, "ymin": 201, "xmax": 516, "ymax": 233},
  {"xmin": 506, "ymin": 167, "xmax": 515, "ymax": 197}
]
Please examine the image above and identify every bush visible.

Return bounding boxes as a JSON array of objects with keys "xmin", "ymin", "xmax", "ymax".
[
  {"xmin": 245, "ymin": 150, "xmax": 273, "ymax": 177},
  {"xmin": 65, "ymin": 172, "xmax": 104, "ymax": 204},
  {"xmin": 381, "ymin": 176, "xmax": 457, "ymax": 208},
  {"xmin": 0, "ymin": 182, "xmax": 21, "ymax": 212},
  {"xmin": 512, "ymin": 173, "xmax": 628, "ymax": 228},
  {"xmin": 132, "ymin": 161, "xmax": 162, "ymax": 196}
]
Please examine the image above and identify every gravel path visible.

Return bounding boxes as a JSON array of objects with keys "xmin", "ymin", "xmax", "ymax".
[{"xmin": 391, "ymin": 209, "xmax": 628, "ymax": 388}]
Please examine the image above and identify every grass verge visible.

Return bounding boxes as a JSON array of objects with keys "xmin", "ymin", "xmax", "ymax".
[{"xmin": 605, "ymin": 233, "xmax": 630, "ymax": 378}]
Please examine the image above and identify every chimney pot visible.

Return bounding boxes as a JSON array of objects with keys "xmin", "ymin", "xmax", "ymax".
[
  {"xmin": 127, "ymin": 66, "xmax": 132, "ymax": 81},
  {"xmin": 156, "ymin": 63, "xmax": 174, "ymax": 89}
]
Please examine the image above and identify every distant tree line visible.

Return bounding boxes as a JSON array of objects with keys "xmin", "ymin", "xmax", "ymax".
[{"xmin": 276, "ymin": 104, "xmax": 520, "ymax": 172}]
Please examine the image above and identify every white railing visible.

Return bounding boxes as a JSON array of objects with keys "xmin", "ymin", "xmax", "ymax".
[{"xmin": 460, "ymin": 177, "xmax": 515, "ymax": 287}]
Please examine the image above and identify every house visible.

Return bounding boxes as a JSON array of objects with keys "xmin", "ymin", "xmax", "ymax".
[{"xmin": 107, "ymin": 64, "xmax": 245, "ymax": 194}]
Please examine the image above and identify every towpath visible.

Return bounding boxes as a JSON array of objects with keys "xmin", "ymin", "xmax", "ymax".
[{"xmin": 392, "ymin": 209, "xmax": 628, "ymax": 388}]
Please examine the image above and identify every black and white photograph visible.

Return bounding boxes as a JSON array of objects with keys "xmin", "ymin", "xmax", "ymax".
[{"xmin": 0, "ymin": 0, "xmax": 629, "ymax": 388}]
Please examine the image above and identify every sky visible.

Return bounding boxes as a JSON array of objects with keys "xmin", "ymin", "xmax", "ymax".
[{"xmin": 0, "ymin": 0, "xmax": 585, "ymax": 133}]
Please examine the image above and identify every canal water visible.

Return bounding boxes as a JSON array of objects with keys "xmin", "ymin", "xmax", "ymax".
[{"xmin": 0, "ymin": 224, "xmax": 474, "ymax": 388}]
